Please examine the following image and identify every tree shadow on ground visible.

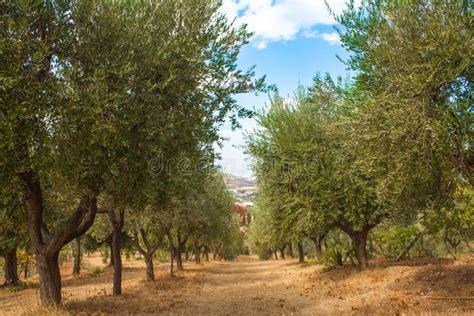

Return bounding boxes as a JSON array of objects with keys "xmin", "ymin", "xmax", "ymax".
[
  {"xmin": 389, "ymin": 264, "xmax": 474, "ymax": 296},
  {"xmin": 61, "ymin": 266, "xmax": 144, "ymax": 288},
  {"xmin": 380, "ymin": 264, "xmax": 474, "ymax": 314},
  {"xmin": 371, "ymin": 257, "xmax": 453, "ymax": 268},
  {"xmin": 64, "ymin": 267, "xmax": 314, "ymax": 315}
]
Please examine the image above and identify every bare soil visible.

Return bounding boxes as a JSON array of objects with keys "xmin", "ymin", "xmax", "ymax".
[{"xmin": 0, "ymin": 254, "xmax": 473, "ymax": 315}]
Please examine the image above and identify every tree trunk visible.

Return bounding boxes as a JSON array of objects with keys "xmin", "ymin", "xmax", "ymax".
[
  {"xmin": 185, "ymin": 250, "xmax": 189, "ymax": 261},
  {"xmin": 108, "ymin": 242, "xmax": 114, "ymax": 267},
  {"xmin": 132, "ymin": 224, "xmax": 161, "ymax": 283},
  {"xmin": 169, "ymin": 247, "xmax": 175, "ymax": 277},
  {"xmin": 396, "ymin": 232, "xmax": 422, "ymax": 261},
  {"xmin": 72, "ymin": 237, "xmax": 81, "ymax": 275},
  {"xmin": 111, "ymin": 226, "xmax": 122, "ymax": 295},
  {"xmin": 309, "ymin": 233, "xmax": 326, "ymax": 261},
  {"xmin": 335, "ymin": 251, "xmax": 343, "ymax": 267},
  {"xmin": 145, "ymin": 255, "xmax": 154, "ymax": 282},
  {"xmin": 36, "ymin": 252, "xmax": 62, "ymax": 306},
  {"xmin": 273, "ymin": 250, "xmax": 278, "ymax": 260},
  {"xmin": 195, "ymin": 245, "xmax": 201, "ymax": 264},
  {"xmin": 20, "ymin": 171, "xmax": 98, "ymax": 307},
  {"xmin": 448, "ymin": 237, "xmax": 460, "ymax": 256},
  {"xmin": 287, "ymin": 243, "xmax": 294, "ymax": 258},
  {"xmin": 4, "ymin": 248, "xmax": 20, "ymax": 286},
  {"xmin": 176, "ymin": 248, "xmax": 183, "ymax": 271},
  {"xmin": 109, "ymin": 209, "xmax": 124, "ymax": 296},
  {"xmin": 297, "ymin": 243, "xmax": 305, "ymax": 263},
  {"xmin": 279, "ymin": 246, "xmax": 286, "ymax": 259},
  {"xmin": 444, "ymin": 235, "xmax": 460, "ymax": 260},
  {"xmin": 212, "ymin": 243, "xmax": 222, "ymax": 260},
  {"xmin": 313, "ymin": 238, "xmax": 323, "ymax": 260},
  {"xmin": 350, "ymin": 230, "xmax": 369, "ymax": 270},
  {"xmin": 204, "ymin": 246, "xmax": 209, "ymax": 262}
]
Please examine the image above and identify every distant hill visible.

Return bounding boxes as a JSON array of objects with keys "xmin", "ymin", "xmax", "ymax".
[
  {"xmin": 224, "ymin": 174, "xmax": 256, "ymax": 191},
  {"xmin": 224, "ymin": 174, "xmax": 256, "ymax": 203}
]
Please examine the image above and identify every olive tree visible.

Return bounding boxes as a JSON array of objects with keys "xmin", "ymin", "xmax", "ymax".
[{"xmin": 0, "ymin": 0, "xmax": 263, "ymax": 305}]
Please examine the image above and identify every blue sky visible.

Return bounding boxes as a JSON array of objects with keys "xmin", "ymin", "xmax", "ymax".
[{"xmin": 216, "ymin": 0, "xmax": 353, "ymax": 178}]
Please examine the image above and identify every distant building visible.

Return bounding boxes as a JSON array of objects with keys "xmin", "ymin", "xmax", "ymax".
[
  {"xmin": 231, "ymin": 203, "xmax": 254, "ymax": 228},
  {"xmin": 238, "ymin": 201, "xmax": 254, "ymax": 207},
  {"xmin": 232, "ymin": 204, "xmax": 248, "ymax": 226},
  {"xmin": 225, "ymin": 174, "xmax": 255, "ymax": 235}
]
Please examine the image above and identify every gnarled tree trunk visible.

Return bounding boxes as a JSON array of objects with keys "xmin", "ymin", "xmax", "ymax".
[
  {"xmin": 335, "ymin": 250, "xmax": 343, "ymax": 267},
  {"xmin": 279, "ymin": 246, "xmax": 286, "ymax": 259},
  {"xmin": 349, "ymin": 229, "xmax": 369, "ymax": 270},
  {"xmin": 3, "ymin": 248, "xmax": 20, "ymax": 286},
  {"xmin": 212, "ymin": 243, "xmax": 222, "ymax": 260},
  {"xmin": 203, "ymin": 246, "xmax": 209, "ymax": 262},
  {"xmin": 309, "ymin": 232, "xmax": 326, "ymax": 261},
  {"xmin": 109, "ymin": 209, "xmax": 125, "ymax": 296},
  {"xmin": 132, "ymin": 224, "xmax": 161, "ymax": 282},
  {"xmin": 111, "ymin": 230, "xmax": 122, "ymax": 295},
  {"xmin": 36, "ymin": 252, "xmax": 61, "ymax": 305},
  {"xmin": 72, "ymin": 237, "xmax": 81, "ymax": 275},
  {"xmin": 313, "ymin": 237, "xmax": 322, "ymax": 260},
  {"xmin": 108, "ymin": 242, "xmax": 114, "ymax": 267},
  {"xmin": 297, "ymin": 243, "xmax": 305, "ymax": 263},
  {"xmin": 173, "ymin": 233, "xmax": 187, "ymax": 271},
  {"xmin": 338, "ymin": 221, "xmax": 372, "ymax": 270},
  {"xmin": 145, "ymin": 255, "xmax": 154, "ymax": 282},
  {"xmin": 176, "ymin": 248, "xmax": 183, "ymax": 270},
  {"xmin": 21, "ymin": 171, "xmax": 98, "ymax": 306}
]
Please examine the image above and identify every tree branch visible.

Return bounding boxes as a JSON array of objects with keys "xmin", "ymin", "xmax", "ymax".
[
  {"xmin": 132, "ymin": 226, "xmax": 147, "ymax": 256},
  {"xmin": 19, "ymin": 171, "xmax": 46, "ymax": 252},
  {"xmin": 46, "ymin": 197, "xmax": 97, "ymax": 256}
]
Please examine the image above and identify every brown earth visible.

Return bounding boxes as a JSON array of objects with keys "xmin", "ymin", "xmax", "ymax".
[{"xmin": 0, "ymin": 254, "xmax": 473, "ymax": 315}]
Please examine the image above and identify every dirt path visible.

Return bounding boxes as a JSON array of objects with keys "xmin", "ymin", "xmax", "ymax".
[{"xmin": 1, "ymin": 255, "xmax": 473, "ymax": 315}]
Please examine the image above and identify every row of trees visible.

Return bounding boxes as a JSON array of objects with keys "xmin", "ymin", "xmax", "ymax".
[
  {"xmin": 1, "ymin": 0, "xmax": 262, "ymax": 307},
  {"xmin": 246, "ymin": 1, "xmax": 472, "ymax": 269},
  {"xmin": 79, "ymin": 170, "xmax": 242, "ymax": 279}
]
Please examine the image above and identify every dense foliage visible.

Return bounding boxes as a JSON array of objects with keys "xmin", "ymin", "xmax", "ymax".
[
  {"xmin": 0, "ymin": 0, "xmax": 261, "ymax": 306},
  {"xmin": 246, "ymin": 0, "xmax": 473, "ymax": 269},
  {"xmin": 0, "ymin": 0, "xmax": 472, "ymax": 310}
]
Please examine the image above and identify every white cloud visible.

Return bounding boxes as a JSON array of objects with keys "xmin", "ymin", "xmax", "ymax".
[
  {"xmin": 320, "ymin": 32, "xmax": 341, "ymax": 45},
  {"xmin": 219, "ymin": 0, "xmax": 241, "ymax": 21},
  {"xmin": 255, "ymin": 41, "xmax": 268, "ymax": 50},
  {"xmin": 220, "ymin": 0, "xmax": 350, "ymax": 48},
  {"xmin": 303, "ymin": 29, "xmax": 319, "ymax": 38}
]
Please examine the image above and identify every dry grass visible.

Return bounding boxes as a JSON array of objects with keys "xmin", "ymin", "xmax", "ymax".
[{"xmin": 0, "ymin": 254, "xmax": 473, "ymax": 315}]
